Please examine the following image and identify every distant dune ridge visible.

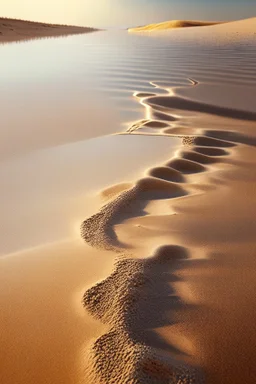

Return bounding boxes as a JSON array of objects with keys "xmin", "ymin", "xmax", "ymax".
[
  {"xmin": 0, "ymin": 17, "xmax": 98, "ymax": 43},
  {"xmin": 129, "ymin": 20, "xmax": 224, "ymax": 32}
]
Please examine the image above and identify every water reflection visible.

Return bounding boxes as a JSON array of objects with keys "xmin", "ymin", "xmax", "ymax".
[
  {"xmin": 0, "ymin": 29, "xmax": 255, "ymax": 255},
  {"xmin": 0, "ymin": 134, "xmax": 180, "ymax": 256}
]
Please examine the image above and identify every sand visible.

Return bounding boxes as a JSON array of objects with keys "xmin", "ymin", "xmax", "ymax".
[
  {"xmin": 0, "ymin": 17, "xmax": 97, "ymax": 43},
  {"xmin": 81, "ymin": 95, "xmax": 256, "ymax": 383},
  {"xmin": 129, "ymin": 20, "xmax": 224, "ymax": 32},
  {"xmin": 1, "ymin": 16, "xmax": 256, "ymax": 384},
  {"xmin": 129, "ymin": 17, "xmax": 256, "ymax": 37},
  {"xmin": 0, "ymin": 241, "xmax": 115, "ymax": 384},
  {"xmin": 80, "ymin": 19, "xmax": 256, "ymax": 383}
]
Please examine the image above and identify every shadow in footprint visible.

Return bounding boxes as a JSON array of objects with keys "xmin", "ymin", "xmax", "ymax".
[
  {"xmin": 136, "ymin": 92, "xmax": 156, "ymax": 98},
  {"xmin": 180, "ymin": 150, "xmax": 219, "ymax": 164},
  {"xmin": 149, "ymin": 166, "xmax": 185, "ymax": 183},
  {"xmin": 81, "ymin": 178, "xmax": 187, "ymax": 251},
  {"xmin": 137, "ymin": 177, "xmax": 187, "ymax": 200},
  {"xmin": 205, "ymin": 130, "xmax": 256, "ymax": 147},
  {"xmin": 153, "ymin": 110, "xmax": 177, "ymax": 122},
  {"xmin": 166, "ymin": 158, "xmax": 205, "ymax": 174},
  {"xmin": 194, "ymin": 136, "xmax": 236, "ymax": 148},
  {"xmin": 194, "ymin": 146, "xmax": 229, "ymax": 156},
  {"xmin": 144, "ymin": 120, "xmax": 170, "ymax": 129}
]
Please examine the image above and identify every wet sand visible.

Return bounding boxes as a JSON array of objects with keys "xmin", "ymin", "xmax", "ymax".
[
  {"xmin": 0, "ymin": 16, "xmax": 256, "ymax": 384},
  {"xmin": 80, "ymin": 19, "xmax": 256, "ymax": 383},
  {"xmin": 81, "ymin": 81, "xmax": 256, "ymax": 383},
  {"xmin": 0, "ymin": 241, "xmax": 115, "ymax": 384},
  {"xmin": 0, "ymin": 17, "xmax": 97, "ymax": 43}
]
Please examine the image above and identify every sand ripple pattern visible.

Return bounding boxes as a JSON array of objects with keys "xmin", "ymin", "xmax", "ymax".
[
  {"xmin": 81, "ymin": 79, "xmax": 256, "ymax": 383},
  {"xmin": 95, "ymin": 33, "xmax": 256, "ymax": 104},
  {"xmin": 81, "ymin": 80, "xmax": 253, "ymax": 252}
]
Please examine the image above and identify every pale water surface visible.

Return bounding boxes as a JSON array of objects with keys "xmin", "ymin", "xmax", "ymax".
[
  {"xmin": 0, "ymin": 26, "xmax": 256, "ymax": 384},
  {"xmin": 0, "ymin": 30, "xmax": 255, "ymax": 255}
]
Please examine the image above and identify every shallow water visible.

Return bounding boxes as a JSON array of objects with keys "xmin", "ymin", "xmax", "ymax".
[
  {"xmin": 0, "ymin": 26, "xmax": 256, "ymax": 384},
  {"xmin": 0, "ymin": 29, "xmax": 255, "ymax": 255}
]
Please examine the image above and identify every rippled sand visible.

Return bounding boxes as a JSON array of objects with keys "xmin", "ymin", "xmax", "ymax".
[
  {"xmin": 0, "ymin": 17, "xmax": 256, "ymax": 384},
  {"xmin": 81, "ymin": 80, "xmax": 256, "ymax": 384}
]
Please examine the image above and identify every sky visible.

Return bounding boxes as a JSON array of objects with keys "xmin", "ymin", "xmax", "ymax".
[{"xmin": 1, "ymin": 0, "xmax": 256, "ymax": 28}]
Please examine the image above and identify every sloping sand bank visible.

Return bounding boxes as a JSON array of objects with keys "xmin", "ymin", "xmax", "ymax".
[
  {"xmin": 0, "ymin": 17, "xmax": 97, "ymax": 43},
  {"xmin": 129, "ymin": 17, "xmax": 256, "ymax": 34},
  {"xmin": 129, "ymin": 20, "xmax": 224, "ymax": 32}
]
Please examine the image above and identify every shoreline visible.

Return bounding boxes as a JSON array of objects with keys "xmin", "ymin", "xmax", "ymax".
[
  {"xmin": 0, "ymin": 17, "xmax": 99, "ymax": 43},
  {"xmin": 81, "ymin": 78, "xmax": 256, "ymax": 383},
  {"xmin": 0, "ymin": 17, "xmax": 256, "ymax": 384}
]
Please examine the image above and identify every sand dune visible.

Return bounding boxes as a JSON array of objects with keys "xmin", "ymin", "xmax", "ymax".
[
  {"xmin": 129, "ymin": 17, "xmax": 256, "ymax": 38},
  {"xmin": 0, "ymin": 17, "xmax": 97, "ymax": 43},
  {"xmin": 208, "ymin": 16, "xmax": 256, "ymax": 35},
  {"xmin": 129, "ymin": 20, "xmax": 223, "ymax": 32}
]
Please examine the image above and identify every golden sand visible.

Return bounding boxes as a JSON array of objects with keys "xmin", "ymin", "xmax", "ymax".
[
  {"xmin": 0, "ymin": 16, "xmax": 256, "ymax": 384},
  {"xmin": 80, "ymin": 74, "xmax": 256, "ymax": 382},
  {"xmin": 129, "ymin": 20, "xmax": 224, "ymax": 32}
]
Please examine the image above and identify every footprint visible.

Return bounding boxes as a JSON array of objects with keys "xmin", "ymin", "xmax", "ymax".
[
  {"xmin": 83, "ymin": 245, "xmax": 203, "ymax": 383},
  {"xmin": 148, "ymin": 166, "xmax": 185, "ymax": 183},
  {"xmin": 194, "ymin": 136, "xmax": 236, "ymax": 148},
  {"xmin": 152, "ymin": 110, "xmax": 177, "ymax": 122},
  {"xmin": 180, "ymin": 150, "xmax": 219, "ymax": 164},
  {"xmin": 137, "ymin": 177, "xmax": 187, "ymax": 199},
  {"xmin": 205, "ymin": 130, "xmax": 256, "ymax": 146},
  {"xmin": 194, "ymin": 146, "xmax": 228, "ymax": 156},
  {"xmin": 136, "ymin": 92, "xmax": 156, "ymax": 98},
  {"xmin": 166, "ymin": 158, "xmax": 205, "ymax": 174},
  {"xmin": 143, "ymin": 120, "xmax": 169, "ymax": 129}
]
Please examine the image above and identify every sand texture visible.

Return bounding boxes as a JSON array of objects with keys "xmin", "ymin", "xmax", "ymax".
[
  {"xmin": 129, "ymin": 20, "xmax": 224, "ymax": 32},
  {"xmin": 129, "ymin": 17, "xmax": 256, "ymax": 34},
  {"xmin": 0, "ymin": 17, "xmax": 97, "ymax": 43},
  {"xmin": 83, "ymin": 248, "xmax": 203, "ymax": 384},
  {"xmin": 0, "ymin": 16, "xmax": 256, "ymax": 384},
  {"xmin": 81, "ymin": 68, "xmax": 256, "ymax": 382}
]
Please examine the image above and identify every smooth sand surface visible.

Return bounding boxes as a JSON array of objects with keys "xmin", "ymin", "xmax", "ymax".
[
  {"xmin": 129, "ymin": 17, "xmax": 256, "ymax": 45},
  {"xmin": 129, "ymin": 20, "xmax": 223, "ymax": 32},
  {"xmin": 0, "ymin": 241, "xmax": 116, "ymax": 384},
  {"xmin": 0, "ymin": 134, "xmax": 179, "ymax": 256},
  {"xmin": 0, "ymin": 17, "xmax": 97, "ymax": 43},
  {"xmin": 185, "ymin": 17, "xmax": 256, "ymax": 44},
  {"xmin": 1, "ymin": 16, "xmax": 256, "ymax": 384}
]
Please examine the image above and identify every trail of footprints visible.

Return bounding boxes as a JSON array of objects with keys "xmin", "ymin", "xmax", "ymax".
[
  {"xmin": 81, "ymin": 99, "xmax": 255, "ymax": 382},
  {"xmin": 81, "ymin": 132, "xmax": 234, "ymax": 252},
  {"xmin": 83, "ymin": 246, "xmax": 204, "ymax": 384}
]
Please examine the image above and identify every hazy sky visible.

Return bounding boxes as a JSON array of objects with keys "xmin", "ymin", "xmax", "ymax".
[{"xmin": 1, "ymin": 0, "xmax": 256, "ymax": 27}]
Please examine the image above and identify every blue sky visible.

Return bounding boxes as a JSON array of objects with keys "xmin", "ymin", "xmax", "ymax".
[{"xmin": 1, "ymin": 0, "xmax": 256, "ymax": 27}]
